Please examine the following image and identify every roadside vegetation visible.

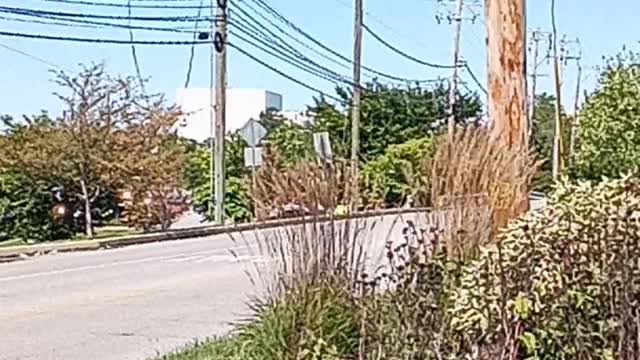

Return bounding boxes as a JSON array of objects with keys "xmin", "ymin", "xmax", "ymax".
[{"xmin": 155, "ymin": 49, "xmax": 640, "ymax": 359}]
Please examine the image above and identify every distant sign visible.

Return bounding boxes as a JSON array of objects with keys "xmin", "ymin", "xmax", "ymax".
[
  {"xmin": 238, "ymin": 118, "xmax": 267, "ymax": 147},
  {"xmin": 244, "ymin": 147, "xmax": 263, "ymax": 168},
  {"xmin": 313, "ymin": 132, "xmax": 333, "ymax": 162}
]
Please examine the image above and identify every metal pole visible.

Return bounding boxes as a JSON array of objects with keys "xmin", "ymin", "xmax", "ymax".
[
  {"xmin": 214, "ymin": 0, "xmax": 228, "ymax": 224},
  {"xmin": 350, "ymin": 0, "xmax": 363, "ymax": 211},
  {"xmin": 551, "ymin": 0, "xmax": 563, "ymax": 179},
  {"xmin": 447, "ymin": 0, "xmax": 464, "ymax": 138},
  {"xmin": 528, "ymin": 30, "xmax": 541, "ymax": 140}
]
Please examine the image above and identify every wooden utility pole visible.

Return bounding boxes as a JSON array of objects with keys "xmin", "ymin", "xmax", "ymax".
[
  {"xmin": 447, "ymin": 0, "xmax": 464, "ymax": 137},
  {"xmin": 486, "ymin": 0, "xmax": 528, "ymax": 149},
  {"xmin": 568, "ymin": 39, "xmax": 582, "ymax": 166},
  {"xmin": 486, "ymin": 0, "xmax": 528, "ymax": 221},
  {"xmin": 350, "ymin": 0, "xmax": 363, "ymax": 210},
  {"xmin": 550, "ymin": 0, "xmax": 564, "ymax": 179},
  {"xmin": 528, "ymin": 30, "xmax": 542, "ymax": 139},
  {"xmin": 214, "ymin": 0, "xmax": 228, "ymax": 224}
]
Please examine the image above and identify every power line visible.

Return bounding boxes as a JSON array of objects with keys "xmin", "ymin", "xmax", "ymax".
[
  {"xmin": 240, "ymin": 0, "xmax": 435, "ymax": 83},
  {"xmin": 0, "ymin": 42, "xmax": 67, "ymax": 70},
  {"xmin": 127, "ymin": 0, "xmax": 147, "ymax": 96},
  {"xmin": 0, "ymin": 13, "xmax": 195, "ymax": 33},
  {"xmin": 228, "ymin": 12, "xmax": 354, "ymax": 85},
  {"xmin": 0, "ymin": 5, "xmax": 215, "ymax": 22},
  {"xmin": 363, "ymin": 23, "xmax": 458, "ymax": 69},
  {"xmin": 229, "ymin": 3, "xmax": 351, "ymax": 72},
  {"xmin": 36, "ymin": 0, "xmax": 216, "ymax": 9},
  {"xmin": 0, "ymin": 30, "xmax": 210, "ymax": 45},
  {"xmin": 463, "ymin": 63, "xmax": 487, "ymax": 94},
  {"xmin": 0, "ymin": 14, "xmax": 101, "ymax": 29},
  {"xmin": 183, "ymin": 0, "xmax": 205, "ymax": 88},
  {"xmin": 229, "ymin": 27, "xmax": 350, "ymax": 86},
  {"xmin": 228, "ymin": 41, "xmax": 342, "ymax": 103},
  {"xmin": 362, "ymin": 22, "xmax": 487, "ymax": 94}
]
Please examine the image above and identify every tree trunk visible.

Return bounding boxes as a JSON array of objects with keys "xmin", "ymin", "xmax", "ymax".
[{"xmin": 80, "ymin": 179, "xmax": 94, "ymax": 238}]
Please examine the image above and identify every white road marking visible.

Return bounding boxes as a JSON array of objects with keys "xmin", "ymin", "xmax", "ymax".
[{"xmin": 0, "ymin": 246, "xmax": 248, "ymax": 283}]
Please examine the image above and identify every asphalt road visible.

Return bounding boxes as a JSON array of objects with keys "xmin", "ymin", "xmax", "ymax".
[{"xmin": 0, "ymin": 212, "xmax": 426, "ymax": 360}]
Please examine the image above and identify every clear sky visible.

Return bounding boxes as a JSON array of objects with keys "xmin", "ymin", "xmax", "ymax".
[{"xmin": 0, "ymin": 0, "xmax": 637, "ymax": 119}]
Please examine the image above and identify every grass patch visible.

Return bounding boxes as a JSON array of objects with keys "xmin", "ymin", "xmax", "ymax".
[
  {"xmin": 153, "ymin": 337, "xmax": 239, "ymax": 360},
  {"xmin": 0, "ymin": 238, "xmax": 26, "ymax": 247},
  {"xmin": 0, "ymin": 227, "xmax": 141, "ymax": 247},
  {"xmin": 72, "ymin": 227, "xmax": 141, "ymax": 241}
]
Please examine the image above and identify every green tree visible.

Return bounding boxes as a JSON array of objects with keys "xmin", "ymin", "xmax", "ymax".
[
  {"xmin": 530, "ymin": 93, "xmax": 570, "ymax": 192},
  {"xmin": 576, "ymin": 50, "xmax": 640, "ymax": 180},
  {"xmin": 361, "ymin": 137, "xmax": 437, "ymax": 207},
  {"xmin": 184, "ymin": 132, "xmax": 253, "ymax": 223},
  {"xmin": 0, "ymin": 171, "xmax": 74, "ymax": 243},
  {"xmin": 309, "ymin": 82, "xmax": 482, "ymax": 161},
  {"xmin": 259, "ymin": 112, "xmax": 314, "ymax": 167},
  {"xmin": 0, "ymin": 64, "xmax": 184, "ymax": 237}
]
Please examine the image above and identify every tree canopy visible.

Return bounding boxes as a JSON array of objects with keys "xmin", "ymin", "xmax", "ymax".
[
  {"xmin": 309, "ymin": 82, "xmax": 482, "ymax": 161},
  {"xmin": 0, "ymin": 64, "xmax": 185, "ymax": 237},
  {"xmin": 576, "ymin": 51, "xmax": 640, "ymax": 180}
]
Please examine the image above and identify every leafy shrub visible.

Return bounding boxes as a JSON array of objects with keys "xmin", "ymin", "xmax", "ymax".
[
  {"xmin": 360, "ymin": 220, "xmax": 465, "ymax": 359},
  {"xmin": 451, "ymin": 175, "xmax": 640, "ymax": 359},
  {"xmin": 361, "ymin": 137, "xmax": 436, "ymax": 208},
  {"xmin": 576, "ymin": 50, "xmax": 640, "ymax": 180},
  {"xmin": 183, "ymin": 135, "xmax": 253, "ymax": 223},
  {"xmin": 0, "ymin": 173, "xmax": 74, "ymax": 242},
  {"xmin": 231, "ymin": 277, "xmax": 360, "ymax": 360}
]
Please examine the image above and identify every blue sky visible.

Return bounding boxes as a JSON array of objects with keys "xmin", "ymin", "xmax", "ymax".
[{"xmin": 0, "ymin": 0, "xmax": 637, "ymax": 119}]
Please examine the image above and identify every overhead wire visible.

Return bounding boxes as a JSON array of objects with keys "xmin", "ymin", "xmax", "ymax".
[
  {"xmin": 36, "ymin": 0, "xmax": 216, "ymax": 10},
  {"xmin": 228, "ymin": 41, "xmax": 343, "ymax": 103},
  {"xmin": 127, "ymin": 0, "xmax": 147, "ymax": 96},
  {"xmin": 0, "ymin": 30, "xmax": 210, "ymax": 44},
  {"xmin": 228, "ymin": 10, "xmax": 353, "ymax": 85},
  {"xmin": 2, "ymin": 0, "xmax": 472, "ymax": 109},
  {"xmin": 362, "ymin": 22, "xmax": 458, "ymax": 69},
  {"xmin": 362, "ymin": 22, "xmax": 487, "ymax": 94},
  {"xmin": 183, "ymin": 0, "xmax": 205, "ymax": 87},
  {"xmin": 228, "ymin": 12, "xmax": 450, "ymax": 106},
  {"xmin": 0, "ymin": 5, "xmax": 214, "ymax": 22},
  {"xmin": 1, "ymin": 13, "xmax": 195, "ymax": 33},
  {"xmin": 239, "ymin": 0, "xmax": 437, "ymax": 83},
  {"xmin": 0, "ymin": 42, "xmax": 68, "ymax": 70}
]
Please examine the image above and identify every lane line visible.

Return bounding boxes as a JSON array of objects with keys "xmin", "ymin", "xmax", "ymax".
[{"xmin": 0, "ymin": 246, "xmax": 248, "ymax": 283}]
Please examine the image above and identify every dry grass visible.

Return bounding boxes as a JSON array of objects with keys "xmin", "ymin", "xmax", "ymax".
[
  {"xmin": 226, "ymin": 155, "xmax": 370, "ymax": 359},
  {"xmin": 250, "ymin": 148, "xmax": 351, "ymax": 221},
  {"xmin": 237, "ymin": 153, "xmax": 369, "ymax": 294},
  {"xmin": 429, "ymin": 127, "xmax": 540, "ymax": 257}
]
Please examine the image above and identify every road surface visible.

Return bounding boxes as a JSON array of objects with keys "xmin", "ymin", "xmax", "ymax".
[{"xmin": 0, "ymin": 212, "xmax": 427, "ymax": 360}]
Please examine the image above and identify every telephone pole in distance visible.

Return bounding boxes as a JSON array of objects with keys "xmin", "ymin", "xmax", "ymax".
[
  {"xmin": 350, "ymin": 0, "xmax": 363, "ymax": 210},
  {"xmin": 214, "ymin": 0, "xmax": 228, "ymax": 224}
]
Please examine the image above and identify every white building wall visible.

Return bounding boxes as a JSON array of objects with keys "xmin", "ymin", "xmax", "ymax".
[{"xmin": 175, "ymin": 88, "xmax": 283, "ymax": 142}]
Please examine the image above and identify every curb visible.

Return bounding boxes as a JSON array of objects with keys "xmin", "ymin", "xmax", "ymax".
[{"xmin": 0, "ymin": 207, "xmax": 428, "ymax": 263}]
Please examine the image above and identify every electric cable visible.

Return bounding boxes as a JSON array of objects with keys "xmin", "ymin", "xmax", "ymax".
[{"xmin": 0, "ymin": 30, "xmax": 210, "ymax": 45}]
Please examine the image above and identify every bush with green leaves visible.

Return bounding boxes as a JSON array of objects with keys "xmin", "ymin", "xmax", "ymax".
[
  {"xmin": 576, "ymin": 50, "xmax": 640, "ymax": 180},
  {"xmin": 229, "ymin": 277, "xmax": 360, "ymax": 360},
  {"xmin": 451, "ymin": 174, "xmax": 640, "ymax": 359},
  {"xmin": 361, "ymin": 137, "xmax": 436, "ymax": 208},
  {"xmin": 183, "ymin": 134, "xmax": 253, "ymax": 223},
  {"xmin": 0, "ymin": 173, "xmax": 74, "ymax": 243},
  {"xmin": 360, "ymin": 220, "xmax": 465, "ymax": 359}
]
